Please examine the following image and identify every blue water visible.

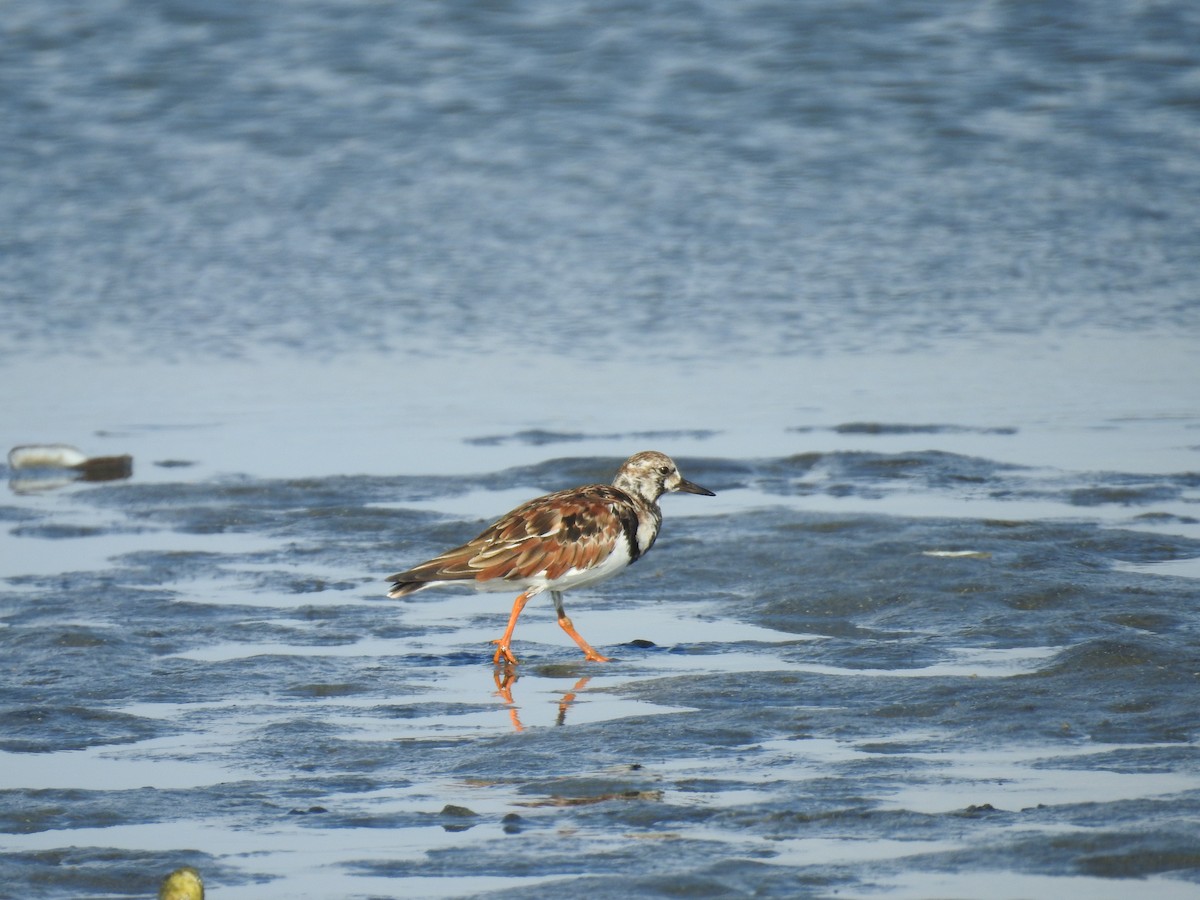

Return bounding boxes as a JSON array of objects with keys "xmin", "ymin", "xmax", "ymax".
[
  {"xmin": 2, "ymin": 0, "xmax": 1198, "ymax": 361},
  {"xmin": 3, "ymin": 1, "xmax": 1200, "ymax": 898}
]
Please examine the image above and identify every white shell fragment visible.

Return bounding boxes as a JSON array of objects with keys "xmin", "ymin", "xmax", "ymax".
[{"xmin": 8, "ymin": 444, "xmax": 91, "ymax": 469}]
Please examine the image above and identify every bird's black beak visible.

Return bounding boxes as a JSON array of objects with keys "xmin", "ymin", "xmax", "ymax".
[{"xmin": 676, "ymin": 477, "xmax": 715, "ymax": 496}]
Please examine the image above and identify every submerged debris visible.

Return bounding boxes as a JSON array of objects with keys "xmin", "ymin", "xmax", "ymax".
[{"xmin": 7, "ymin": 443, "xmax": 132, "ymax": 491}]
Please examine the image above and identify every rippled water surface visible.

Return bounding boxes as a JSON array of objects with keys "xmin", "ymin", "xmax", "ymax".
[{"xmin": 3, "ymin": 0, "xmax": 1200, "ymax": 897}]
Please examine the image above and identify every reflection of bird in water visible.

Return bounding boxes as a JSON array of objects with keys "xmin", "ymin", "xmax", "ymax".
[
  {"xmin": 387, "ymin": 451, "xmax": 713, "ymax": 665},
  {"xmin": 494, "ymin": 667, "xmax": 592, "ymax": 731},
  {"xmin": 158, "ymin": 866, "xmax": 204, "ymax": 900},
  {"xmin": 555, "ymin": 675, "xmax": 591, "ymax": 727}
]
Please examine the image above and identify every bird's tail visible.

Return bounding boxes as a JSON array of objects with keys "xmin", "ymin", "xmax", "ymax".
[{"xmin": 386, "ymin": 578, "xmax": 426, "ymax": 599}]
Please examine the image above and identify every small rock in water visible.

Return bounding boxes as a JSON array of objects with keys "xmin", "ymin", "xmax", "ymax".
[{"xmin": 158, "ymin": 866, "xmax": 204, "ymax": 900}]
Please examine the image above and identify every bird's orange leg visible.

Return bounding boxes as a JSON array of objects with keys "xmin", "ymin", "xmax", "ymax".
[
  {"xmin": 492, "ymin": 591, "xmax": 532, "ymax": 665},
  {"xmin": 552, "ymin": 591, "xmax": 611, "ymax": 662}
]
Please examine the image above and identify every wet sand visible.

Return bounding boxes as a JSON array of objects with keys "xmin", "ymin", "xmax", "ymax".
[{"xmin": 3, "ymin": 339, "xmax": 1199, "ymax": 897}]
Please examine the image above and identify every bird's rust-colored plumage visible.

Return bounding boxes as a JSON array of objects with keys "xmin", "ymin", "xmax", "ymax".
[{"xmin": 385, "ymin": 451, "xmax": 714, "ymax": 664}]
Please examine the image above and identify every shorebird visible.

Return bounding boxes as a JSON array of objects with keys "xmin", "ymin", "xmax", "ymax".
[{"xmin": 386, "ymin": 451, "xmax": 714, "ymax": 664}]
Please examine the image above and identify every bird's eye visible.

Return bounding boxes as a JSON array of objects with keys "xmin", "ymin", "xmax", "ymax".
[{"xmin": 658, "ymin": 465, "xmax": 671, "ymax": 475}]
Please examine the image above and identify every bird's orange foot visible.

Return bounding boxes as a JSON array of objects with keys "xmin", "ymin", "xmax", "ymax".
[
  {"xmin": 491, "ymin": 639, "xmax": 520, "ymax": 666},
  {"xmin": 583, "ymin": 649, "xmax": 612, "ymax": 662}
]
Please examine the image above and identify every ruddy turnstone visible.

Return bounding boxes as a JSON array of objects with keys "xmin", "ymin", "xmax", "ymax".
[{"xmin": 386, "ymin": 451, "xmax": 714, "ymax": 665}]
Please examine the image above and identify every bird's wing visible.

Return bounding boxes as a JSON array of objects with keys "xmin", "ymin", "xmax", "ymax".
[{"xmin": 389, "ymin": 485, "xmax": 630, "ymax": 587}]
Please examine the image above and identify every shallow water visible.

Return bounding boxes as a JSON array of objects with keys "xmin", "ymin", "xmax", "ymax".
[
  {"xmin": 4, "ymin": 444, "xmax": 1200, "ymax": 898},
  {"xmin": 3, "ymin": 0, "xmax": 1200, "ymax": 897}
]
